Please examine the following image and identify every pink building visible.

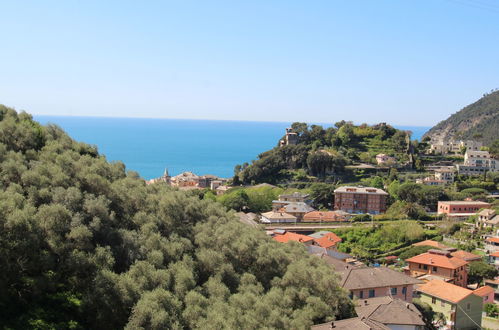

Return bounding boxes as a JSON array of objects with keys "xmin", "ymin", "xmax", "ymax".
[{"xmin": 474, "ymin": 286, "xmax": 495, "ymax": 305}]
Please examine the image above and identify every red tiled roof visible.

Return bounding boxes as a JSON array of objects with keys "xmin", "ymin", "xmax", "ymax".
[
  {"xmin": 303, "ymin": 211, "xmax": 344, "ymax": 221},
  {"xmin": 490, "ymin": 251, "xmax": 499, "ymax": 257},
  {"xmin": 412, "ymin": 240, "xmax": 449, "ymax": 249},
  {"xmin": 451, "ymin": 250, "xmax": 482, "ymax": 261},
  {"xmin": 313, "ymin": 233, "xmax": 342, "ymax": 248},
  {"xmin": 406, "ymin": 252, "xmax": 468, "ymax": 269},
  {"xmin": 273, "ymin": 232, "xmax": 314, "ymax": 244},
  {"xmin": 418, "ymin": 280, "xmax": 473, "ymax": 304},
  {"xmin": 473, "ymin": 285, "xmax": 495, "ymax": 297},
  {"xmin": 486, "ymin": 237, "xmax": 499, "ymax": 244}
]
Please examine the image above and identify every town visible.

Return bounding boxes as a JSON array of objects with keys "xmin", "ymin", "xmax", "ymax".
[{"xmin": 149, "ymin": 123, "xmax": 499, "ymax": 330}]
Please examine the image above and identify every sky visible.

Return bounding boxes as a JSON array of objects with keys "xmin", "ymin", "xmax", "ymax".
[{"xmin": 0, "ymin": 0, "xmax": 498, "ymax": 126}]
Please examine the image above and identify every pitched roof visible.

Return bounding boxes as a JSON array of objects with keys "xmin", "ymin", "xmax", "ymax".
[
  {"xmin": 417, "ymin": 280, "xmax": 474, "ymax": 303},
  {"xmin": 304, "ymin": 211, "xmax": 346, "ymax": 221},
  {"xmin": 306, "ymin": 245, "xmax": 353, "ymax": 261},
  {"xmin": 406, "ymin": 252, "xmax": 468, "ymax": 269},
  {"xmin": 355, "ymin": 297, "xmax": 425, "ymax": 326},
  {"xmin": 479, "ymin": 209, "xmax": 496, "ymax": 217},
  {"xmin": 342, "ymin": 267, "xmax": 422, "ymax": 290},
  {"xmin": 312, "ymin": 232, "xmax": 342, "ymax": 249},
  {"xmin": 412, "ymin": 240, "xmax": 449, "ymax": 249},
  {"xmin": 486, "ymin": 237, "xmax": 499, "ymax": 244},
  {"xmin": 473, "ymin": 285, "xmax": 495, "ymax": 297},
  {"xmin": 334, "ymin": 186, "xmax": 388, "ymax": 195},
  {"xmin": 312, "ymin": 317, "xmax": 389, "ymax": 330},
  {"xmin": 278, "ymin": 192, "xmax": 310, "ymax": 199},
  {"xmin": 490, "ymin": 251, "xmax": 499, "ymax": 257},
  {"xmin": 281, "ymin": 202, "xmax": 315, "ymax": 213},
  {"xmin": 261, "ymin": 211, "xmax": 296, "ymax": 220},
  {"xmin": 273, "ymin": 231, "xmax": 314, "ymax": 244},
  {"xmin": 450, "ymin": 250, "xmax": 482, "ymax": 261},
  {"xmin": 485, "ymin": 215, "xmax": 499, "ymax": 225}
]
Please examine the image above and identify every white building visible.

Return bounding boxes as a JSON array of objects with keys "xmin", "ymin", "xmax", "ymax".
[{"xmin": 458, "ymin": 150, "xmax": 498, "ymax": 175}]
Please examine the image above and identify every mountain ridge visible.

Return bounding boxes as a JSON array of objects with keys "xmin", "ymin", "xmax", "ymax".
[{"xmin": 423, "ymin": 89, "xmax": 499, "ymax": 145}]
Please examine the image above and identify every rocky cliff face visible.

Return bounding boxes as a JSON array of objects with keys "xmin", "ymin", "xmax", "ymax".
[{"xmin": 423, "ymin": 90, "xmax": 499, "ymax": 145}]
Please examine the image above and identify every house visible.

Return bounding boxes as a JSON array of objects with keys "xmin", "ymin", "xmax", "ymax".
[
  {"xmin": 236, "ymin": 212, "xmax": 258, "ymax": 227},
  {"xmin": 277, "ymin": 192, "xmax": 311, "ymax": 204},
  {"xmin": 306, "ymin": 245, "xmax": 355, "ymax": 264},
  {"xmin": 429, "ymin": 139, "xmax": 482, "ymax": 155},
  {"xmin": 303, "ymin": 210, "xmax": 350, "ymax": 222},
  {"xmin": 484, "ymin": 278, "xmax": 499, "ymax": 299},
  {"xmin": 313, "ymin": 297, "xmax": 425, "ymax": 330},
  {"xmin": 434, "ymin": 168, "xmax": 455, "ymax": 184},
  {"xmin": 334, "ymin": 186, "xmax": 388, "ymax": 214},
  {"xmin": 405, "ymin": 250, "xmax": 468, "ymax": 287},
  {"xmin": 437, "ymin": 201, "xmax": 491, "ymax": 220},
  {"xmin": 449, "ymin": 249, "xmax": 482, "ymax": 262},
  {"xmin": 485, "ymin": 236, "xmax": 499, "ymax": 253},
  {"xmin": 412, "ymin": 240, "xmax": 450, "ymax": 249},
  {"xmin": 309, "ymin": 231, "xmax": 342, "ymax": 250},
  {"xmin": 457, "ymin": 150, "xmax": 498, "ymax": 175},
  {"xmin": 478, "ymin": 209, "xmax": 499, "ymax": 229},
  {"xmin": 375, "ymin": 153, "xmax": 396, "ymax": 165},
  {"xmin": 489, "ymin": 251, "xmax": 499, "ymax": 269},
  {"xmin": 260, "ymin": 211, "xmax": 296, "ymax": 224},
  {"xmin": 341, "ymin": 266, "xmax": 422, "ymax": 302},
  {"xmin": 416, "ymin": 280, "xmax": 482, "ymax": 330},
  {"xmin": 312, "ymin": 317, "xmax": 389, "ymax": 330},
  {"xmin": 416, "ymin": 177, "xmax": 446, "ymax": 186},
  {"xmin": 215, "ymin": 185, "xmax": 231, "ymax": 195},
  {"xmin": 272, "ymin": 231, "xmax": 314, "ymax": 245},
  {"xmin": 277, "ymin": 202, "xmax": 315, "ymax": 221},
  {"xmin": 473, "ymin": 285, "xmax": 495, "ymax": 305}
]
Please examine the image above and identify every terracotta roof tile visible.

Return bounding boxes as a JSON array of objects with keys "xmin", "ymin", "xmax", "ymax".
[
  {"xmin": 412, "ymin": 240, "xmax": 449, "ymax": 249},
  {"xmin": 486, "ymin": 237, "xmax": 499, "ymax": 244},
  {"xmin": 273, "ymin": 232, "xmax": 314, "ymax": 244},
  {"xmin": 312, "ymin": 232, "xmax": 342, "ymax": 248},
  {"xmin": 473, "ymin": 285, "xmax": 495, "ymax": 297},
  {"xmin": 450, "ymin": 250, "xmax": 481, "ymax": 261},
  {"xmin": 406, "ymin": 252, "xmax": 468, "ymax": 269},
  {"xmin": 417, "ymin": 280, "xmax": 474, "ymax": 303},
  {"xmin": 490, "ymin": 251, "xmax": 499, "ymax": 257}
]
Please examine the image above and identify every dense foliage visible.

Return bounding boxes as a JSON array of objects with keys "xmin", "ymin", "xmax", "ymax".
[
  {"xmin": 424, "ymin": 89, "xmax": 499, "ymax": 145},
  {"xmin": 0, "ymin": 107, "xmax": 354, "ymax": 329},
  {"xmin": 468, "ymin": 261, "xmax": 498, "ymax": 285},
  {"xmin": 332, "ymin": 221, "xmax": 426, "ymax": 259},
  {"xmin": 236, "ymin": 122, "xmax": 411, "ymax": 184}
]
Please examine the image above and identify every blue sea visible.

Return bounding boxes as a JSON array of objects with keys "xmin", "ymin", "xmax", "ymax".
[{"xmin": 34, "ymin": 116, "xmax": 430, "ymax": 180}]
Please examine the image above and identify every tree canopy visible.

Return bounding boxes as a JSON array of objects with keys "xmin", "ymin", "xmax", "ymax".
[{"xmin": 0, "ymin": 106, "xmax": 354, "ymax": 329}]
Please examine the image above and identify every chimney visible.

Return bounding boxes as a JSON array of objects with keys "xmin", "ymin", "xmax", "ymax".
[{"xmin": 330, "ymin": 322, "xmax": 335, "ymax": 328}]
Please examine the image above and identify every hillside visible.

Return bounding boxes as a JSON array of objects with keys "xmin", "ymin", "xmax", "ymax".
[
  {"xmin": 235, "ymin": 121, "xmax": 412, "ymax": 185},
  {"xmin": 424, "ymin": 89, "xmax": 499, "ymax": 145},
  {"xmin": 0, "ymin": 106, "xmax": 353, "ymax": 329}
]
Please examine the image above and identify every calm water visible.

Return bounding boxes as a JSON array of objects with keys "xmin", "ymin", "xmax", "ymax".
[{"xmin": 34, "ymin": 116, "xmax": 430, "ymax": 180}]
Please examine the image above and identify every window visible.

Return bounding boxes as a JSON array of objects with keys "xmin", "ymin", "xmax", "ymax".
[
  {"xmin": 432, "ymin": 266, "xmax": 437, "ymax": 272},
  {"xmin": 391, "ymin": 287, "xmax": 397, "ymax": 295},
  {"xmin": 423, "ymin": 265, "xmax": 428, "ymax": 270},
  {"xmin": 441, "ymin": 300, "xmax": 445, "ymax": 307},
  {"xmin": 432, "ymin": 297, "xmax": 436, "ymax": 304},
  {"xmin": 369, "ymin": 289, "xmax": 375, "ymax": 298},
  {"xmin": 359, "ymin": 291, "xmax": 363, "ymax": 299},
  {"xmin": 467, "ymin": 303, "xmax": 471, "ymax": 311},
  {"xmin": 418, "ymin": 264, "xmax": 422, "ymax": 269},
  {"xmin": 402, "ymin": 287, "xmax": 407, "ymax": 295}
]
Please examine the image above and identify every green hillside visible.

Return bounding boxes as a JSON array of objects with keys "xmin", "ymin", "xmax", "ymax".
[
  {"xmin": 424, "ymin": 89, "xmax": 499, "ymax": 145},
  {"xmin": 0, "ymin": 106, "xmax": 353, "ymax": 329}
]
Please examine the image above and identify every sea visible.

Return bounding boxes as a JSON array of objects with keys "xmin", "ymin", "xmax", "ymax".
[{"xmin": 34, "ymin": 116, "xmax": 430, "ymax": 180}]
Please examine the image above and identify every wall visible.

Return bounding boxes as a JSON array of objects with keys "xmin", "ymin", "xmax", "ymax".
[{"xmin": 351, "ymin": 284, "xmax": 414, "ymax": 302}]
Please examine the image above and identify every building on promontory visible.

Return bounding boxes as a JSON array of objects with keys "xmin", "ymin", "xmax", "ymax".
[
  {"xmin": 279, "ymin": 127, "xmax": 298, "ymax": 147},
  {"xmin": 405, "ymin": 250, "xmax": 468, "ymax": 287},
  {"xmin": 334, "ymin": 186, "xmax": 388, "ymax": 214},
  {"xmin": 437, "ymin": 200, "xmax": 491, "ymax": 220}
]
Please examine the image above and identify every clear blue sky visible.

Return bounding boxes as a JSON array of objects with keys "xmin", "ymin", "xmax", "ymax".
[{"xmin": 1, "ymin": 0, "xmax": 498, "ymax": 126}]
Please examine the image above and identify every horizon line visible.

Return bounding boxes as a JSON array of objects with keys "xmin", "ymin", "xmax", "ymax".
[{"xmin": 31, "ymin": 113, "xmax": 433, "ymax": 128}]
